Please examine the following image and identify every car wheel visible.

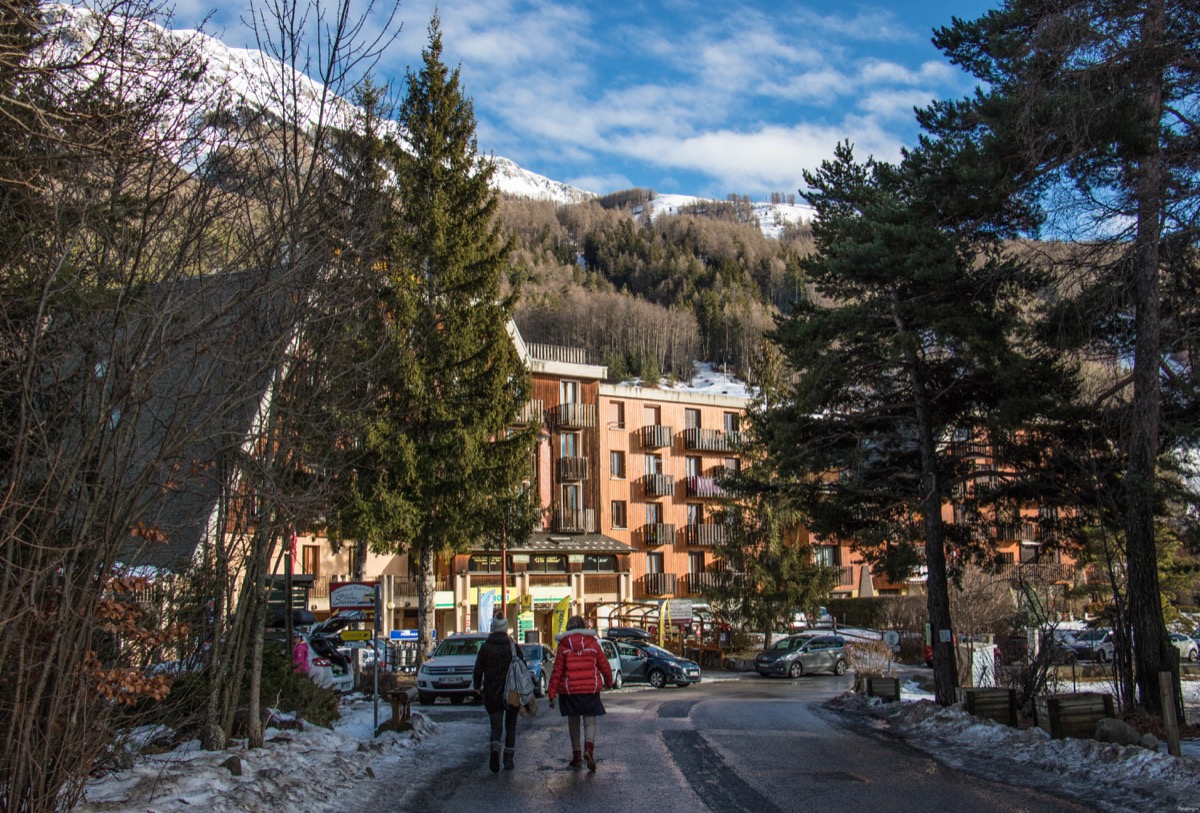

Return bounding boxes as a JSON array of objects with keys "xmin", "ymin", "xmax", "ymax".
[
  {"xmin": 419, "ymin": 692, "xmax": 435, "ymax": 705},
  {"xmin": 450, "ymin": 694, "xmax": 465, "ymax": 705},
  {"xmin": 834, "ymin": 659, "xmax": 848, "ymax": 676},
  {"xmin": 1189, "ymin": 649, "xmax": 1197, "ymax": 663},
  {"xmin": 788, "ymin": 661, "xmax": 803, "ymax": 679},
  {"xmin": 648, "ymin": 669, "xmax": 666, "ymax": 689},
  {"xmin": 1097, "ymin": 649, "xmax": 1108, "ymax": 663},
  {"xmin": 612, "ymin": 671, "xmax": 623, "ymax": 690}
]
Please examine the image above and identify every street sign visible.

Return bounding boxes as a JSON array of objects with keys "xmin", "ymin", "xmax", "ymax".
[
  {"xmin": 519, "ymin": 594, "xmax": 532, "ymax": 611},
  {"xmin": 389, "ymin": 628, "xmax": 435, "ymax": 641},
  {"xmin": 340, "ymin": 630, "xmax": 373, "ymax": 641},
  {"xmin": 667, "ymin": 598, "xmax": 693, "ymax": 621}
]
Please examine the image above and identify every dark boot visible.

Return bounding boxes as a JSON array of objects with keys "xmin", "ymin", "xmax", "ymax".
[
  {"xmin": 503, "ymin": 747, "xmax": 515, "ymax": 771},
  {"xmin": 489, "ymin": 743, "xmax": 501, "ymax": 774},
  {"xmin": 568, "ymin": 750, "xmax": 583, "ymax": 768},
  {"xmin": 584, "ymin": 741, "xmax": 596, "ymax": 772}
]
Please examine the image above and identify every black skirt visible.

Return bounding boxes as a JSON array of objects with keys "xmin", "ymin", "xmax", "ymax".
[{"xmin": 558, "ymin": 692, "xmax": 606, "ymax": 717}]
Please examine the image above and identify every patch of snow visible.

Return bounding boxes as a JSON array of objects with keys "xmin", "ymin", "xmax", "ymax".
[{"xmin": 634, "ymin": 193, "xmax": 815, "ymax": 240}]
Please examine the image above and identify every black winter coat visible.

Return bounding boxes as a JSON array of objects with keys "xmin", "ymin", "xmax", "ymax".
[{"xmin": 473, "ymin": 632, "xmax": 524, "ymax": 712}]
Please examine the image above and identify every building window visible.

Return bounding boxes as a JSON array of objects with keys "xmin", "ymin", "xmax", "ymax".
[
  {"xmin": 610, "ymin": 451, "xmax": 626, "ymax": 479},
  {"xmin": 561, "ymin": 483, "xmax": 580, "ymax": 510},
  {"xmin": 561, "ymin": 380, "xmax": 580, "ymax": 404},
  {"xmin": 814, "ymin": 545, "xmax": 839, "ymax": 567},
  {"xmin": 647, "ymin": 552, "xmax": 664, "ymax": 574},
  {"xmin": 302, "ymin": 545, "xmax": 320, "ymax": 576},
  {"xmin": 583, "ymin": 554, "xmax": 617, "ymax": 572},
  {"xmin": 644, "ymin": 404, "xmax": 660, "ymax": 426},
  {"xmin": 530, "ymin": 554, "xmax": 567, "ymax": 572},
  {"xmin": 686, "ymin": 504, "xmax": 702, "ymax": 526},
  {"xmin": 469, "ymin": 555, "xmax": 509, "ymax": 573},
  {"xmin": 561, "ymin": 432, "xmax": 580, "ymax": 457},
  {"xmin": 611, "ymin": 500, "xmax": 627, "ymax": 529},
  {"xmin": 686, "ymin": 456, "xmax": 702, "ymax": 477},
  {"xmin": 723, "ymin": 457, "xmax": 740, "ymax": 475},
  {"xmin": 645, "ymin": 453, "xmax": 663, "ymax": 475},
  {"xmin": 688, "ymin": 551, "xmax": 705, "ymax": 574},
  {"xmin": 646, "ymin": 503, "xmax": 663, "ymax": 524},
  {"xmin": 723, "ymin": 412, "xmax": 740, "ymax": 433},
  {"xmin": 610, "ymin": 401, "xmax": 625, "ymax": 429},
  {"xmin": 685, "ymin": 408, "xmax": 701, "ymax": 429}
]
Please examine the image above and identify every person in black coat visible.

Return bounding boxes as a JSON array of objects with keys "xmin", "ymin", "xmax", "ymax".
[{"xmin": 472, "ymin": 612, "xmax": 525, "ymax": 773}]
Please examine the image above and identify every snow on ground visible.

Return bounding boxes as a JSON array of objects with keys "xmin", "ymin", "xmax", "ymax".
[
  {"xmin": 78, "ymin": 675, "xmax": 1200, "ymax": 813},
  {"xmin": 613, "ymin": 361, "xmax": 755, "ymax": 400}
]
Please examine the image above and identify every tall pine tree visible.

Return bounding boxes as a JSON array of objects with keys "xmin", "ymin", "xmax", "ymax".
[
  {"xmin": 394, "ymin": 16, "xmax": 535, "ymax": 657},
  {"xmin": 922, "ymin": 0, "xmax": 1200, "ymax": 715}
]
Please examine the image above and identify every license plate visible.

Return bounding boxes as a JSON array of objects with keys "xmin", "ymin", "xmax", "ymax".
[{"xmin": 438, "ymin": 678, "xmax": 469, "ymax": 687}]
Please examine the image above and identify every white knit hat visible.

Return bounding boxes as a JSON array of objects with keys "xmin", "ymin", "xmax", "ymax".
[{"xmin": 491, "ymin": 614, "xmax": 509, "ymax": 633}]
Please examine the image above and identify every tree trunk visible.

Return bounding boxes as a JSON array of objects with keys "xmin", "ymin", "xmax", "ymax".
[
  {"xmin": 1126, "ymin": 0, "xmax": 1174, "ymax": 718},
  {"xmin": 417, "ymin": 545, "xmax": 437, "ymax": 663}
]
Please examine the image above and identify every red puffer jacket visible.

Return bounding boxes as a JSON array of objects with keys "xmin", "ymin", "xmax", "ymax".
[{"xmin": 548, "ymin": 628, "xmax": 612, "ymax": 699}]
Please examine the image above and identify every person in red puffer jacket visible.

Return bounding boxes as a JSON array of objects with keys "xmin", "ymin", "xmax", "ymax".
[{"xmin": 547, "ymin": 615, "xmax": 613, "ymax": 771}]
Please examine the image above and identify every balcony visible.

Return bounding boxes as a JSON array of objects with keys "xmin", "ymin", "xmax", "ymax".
[
  {"xmin": 643, "ymin": 473, "xmax": 675, "ymax": 498},
  {"xmin": 684, "ymin": 572, "xmax": 719, "ymax": 594},
  {"xmin": 552, "ymin": 506, "xmax": 596, "ymax": 533},
  {"xmin": 640, "ymin": 425, "xmax": 674, "ymax": 449},
  {"xmin": 514, "ymin": 399, "xmax": 544, "ymax": 425},
  {"xmin": 549, "ymin": 402, "xmax": 597, "ymax": 429},
  {"xmin": 683, "ymin": 427, "xmax": 744, "ymax": 452},
  {"xmin": 834, "ymin": 565, "xmax": 854, "ymax": 587},
  {"xmin": 557, "ymin": 456, "xmax": 589, "ymax": 481},
  {"xmin": 685, "ymin": 476, "xmax": 725, "ymax": 498},
  {"xmin": 641, "ymin": 523, "xmax": 676, "ymax": 547},
  {"xmin": 642, "ymin": 572, "xmax": 677, "ymax": 596},
  {"xmin": 686, "ymin": 523, "xmax": 726, "ymax": 546},
  {"xmin": 996, "ymin": 522, "xmax": 1040, "ymax": 542},
  {"xmin": 998, "ymin": 562, "xmax": 1076, "ymax": 584}
]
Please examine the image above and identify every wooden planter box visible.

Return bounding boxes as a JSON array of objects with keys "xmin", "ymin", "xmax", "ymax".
[
  {"xmin": 865, "ymin": 676, "xmax": 900, "ymax": 702},
  {"xmin": 1034, "ymin": 692, "xmax": 1114, "ymax": 739},
  {"xmin": 958, "ymin": 687, "xmax": 1017, "ymax": 726}
]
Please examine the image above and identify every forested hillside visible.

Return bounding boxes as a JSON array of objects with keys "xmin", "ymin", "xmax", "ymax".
[{"xmin": 501, "ymin": 194, "xmax": 814, "ymax": 383}]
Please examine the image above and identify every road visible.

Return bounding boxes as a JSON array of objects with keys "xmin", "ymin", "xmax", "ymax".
[{"xmin": 365, "ymin": 671, "xmax": 1095, "ymax": 813}]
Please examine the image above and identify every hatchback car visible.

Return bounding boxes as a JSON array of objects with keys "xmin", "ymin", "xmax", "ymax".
[
  {"xmin": 1071, "ymin": 628, "xmax": 1115, "ymax": 662},
  {"xmin": 755, "ymin": 633, "xmax": 848, "ymax": 678},
  {"xmin": 416, "ymin": 633, "xmax": 488, "ymax": 705},
  {"xmin": 522, "ymin": 642, "xmax": 554, "ymax": 696},
  {"xmin": 1170, "ymin": 632, "xmax": 1198, "ymax": 663},
  {"xmin": 614, "ymin": 641, "xmax": 701, "ymax": 688}
]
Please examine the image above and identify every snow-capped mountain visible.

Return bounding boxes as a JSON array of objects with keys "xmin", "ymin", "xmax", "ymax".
[{"xmin": 38, "ymin": 4, "xmax": 808, "ymax": 229}]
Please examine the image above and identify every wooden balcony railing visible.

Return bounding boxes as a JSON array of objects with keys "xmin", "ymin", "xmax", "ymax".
[
  {"xmin": 834, "ymin": 565, "xmax": 854, "ymax": 587},
  {"xmin": 552, "ymin": 506, "xmax": 596, "ymax": 533},
  {"xmin": 683, "ymin": 427, "xmax": 745, "ymax": 452},
  {"xmin": 685, "ymin": 476, "xmax": 725, "ymax": 498},
  {"xmin": 998, "ymin": 562, "xmax": 1076, "ymax": 583},
  {"xmin": 643, "ymin": 473, "xmax": 675, "ymax": 497},
  {"xmin": 514, "ymin": 399, "xmax": 544, "ymax": 425},
  {"xmin": 526, "ymin": 343, "xmax": 590, "ymax": 365},
  {"xmin": 549, "ymin": 402, "xmax": 597, "ymax": 429},
  {"xmin": 641, "ymin": 523, "xmax": 676, "ymax": 547},
  {"xmin": 684, "ymin": 572, "xmax": 719, "ymax": 593},
  {"xmin": 996, "ymin": 522, "xmax": 1040, "ymax": 542},
  {"xmin": 686, "ymin": 523, "xmax": 726, "ymax": 546},
  {"xmin": 642, "ymin": 572, "xmax": 677, "ymax": 596},
  {"xmin": 557, "ymin": 456, "xmax": 589, "ymax": 481},
  {"xmin": 640, "ymin": 425, "xmax": 674, "ymax": 449}
]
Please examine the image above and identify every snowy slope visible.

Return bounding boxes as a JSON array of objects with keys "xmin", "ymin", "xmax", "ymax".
[{"xmin": 635, "ymin": 193, "xmax": 814, "ymax": 239}]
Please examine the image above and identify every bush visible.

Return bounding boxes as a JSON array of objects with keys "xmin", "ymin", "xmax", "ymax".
[
  {"xmin": 844, "ymin": 640, "xmax": 894, "ymax": 677},
  {"xmin": 356, "ymin": 665, "xmax": 410, "ymax": 697},
  {"xmin": 259, "ymin": 645, "xmax": 340, "ymax": 728}
]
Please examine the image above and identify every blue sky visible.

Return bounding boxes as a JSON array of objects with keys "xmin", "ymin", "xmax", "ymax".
[{"xmin": 176, "ymin": 0, "xmax": 996, "ymax": 198}]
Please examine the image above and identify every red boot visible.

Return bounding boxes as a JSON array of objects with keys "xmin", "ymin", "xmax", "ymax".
[
  {"xmin": 569, "ymin": 750, "xmax": 583, "ymax": 768},
  {"xmin": 584, "ymin": 741, "xmax": 596, "ymax": 772}
]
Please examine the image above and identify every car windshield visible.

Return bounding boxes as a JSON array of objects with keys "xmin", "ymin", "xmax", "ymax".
[
  {"xmin": 641, "ymin": 644, "xmax": 675, "ymax": 659},
  {"xmin": 433, "ymin": 638, "xmax": 484, "ymax": 657}
]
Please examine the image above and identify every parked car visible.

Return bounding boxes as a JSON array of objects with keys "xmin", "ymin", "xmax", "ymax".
[
  {"xmin": 416, "ymin": 632, "xmax": 488, "ymax": 705},
  {"xmin": 997, "ymin": 634, "xmax": 1077, "ymax": 665},
  {"xmin": 284, "ymin": 614, "xmax": 362, "ymax": 694},
  {"xmin": 1070, "ymin": 628, "xmax": 1115, "ymax": 662},
  {"xmin": 613, "ymin": 640, "xmax": 701, "ymax": 688},
  {"xmin": 755, "ymin": 633, "xmax": 848, "ymax": 678},
  {"xmin": 598, "ymin": 638, "xmax": 624, "ymax": 689},
  {"xmin": 605, "ymin": 626, "xmax": 653, "ymax": 642},
  {"xmin": 790, "ymin": 606, "xmax": 833, "ymax": 629},
  {"xmin": 522, "ymin": 642, "xmax": 554, "ymax": 696},
  {"xmin": 1169, "ymin": 632, "xmax": 1198, "ymax": 663}
]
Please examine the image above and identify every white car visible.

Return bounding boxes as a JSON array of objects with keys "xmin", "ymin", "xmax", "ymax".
[
  {"xmin": 417, "ymin": 632, "xmax": 488, "ymax": 705},
  {"xmin": 598, "ymin": 638, "xmax": 624, "ymax": 689},
  {"xmin": 294, "ymin": 630, "xmax": 355, "ymax": 693},
  {"xmin": 1170, "ymin": 633, "xmax": 1198, "ymax": 662}
]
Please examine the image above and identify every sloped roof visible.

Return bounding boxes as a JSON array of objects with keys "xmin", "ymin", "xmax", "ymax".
[{"xmin": 492, "ymin": 532, "xmax": 635, "ymax": 555}]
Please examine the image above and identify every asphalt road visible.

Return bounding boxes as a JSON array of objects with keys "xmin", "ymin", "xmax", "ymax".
[{"xmin": 366, "ymin": 672, "xmax": 1096, "ymax": 813}]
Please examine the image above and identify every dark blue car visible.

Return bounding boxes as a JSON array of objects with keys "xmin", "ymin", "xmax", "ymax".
[
  {"xmin": 522, "ymin": 643, "xmax": 554, "ymax": 696},
  {"xmin": 613, "ymin": 640, "xmax": 701, "ymax": 688}
]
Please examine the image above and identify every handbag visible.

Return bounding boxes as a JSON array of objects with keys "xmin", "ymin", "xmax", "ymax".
[{"xmin": 504, "ymin": 639, "xmax": 536, "ymax": 712}]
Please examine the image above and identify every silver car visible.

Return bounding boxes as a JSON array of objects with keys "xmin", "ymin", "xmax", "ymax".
[
  {"xmin": 1170, "ymin": 632, "xmax": 1198, "ymax": 662},
  {"xmin": 416, "ymin": 633, "xmax": 488, "ymax": 705},
  {"xmin": 754, "ymin": 633, "xmax": 848, "ymax": 678}
]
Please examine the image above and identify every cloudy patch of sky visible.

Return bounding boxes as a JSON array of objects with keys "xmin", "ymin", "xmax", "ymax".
[{"xmin": 171, "ymin": 0, "xmax": 994, "ymax": 198}]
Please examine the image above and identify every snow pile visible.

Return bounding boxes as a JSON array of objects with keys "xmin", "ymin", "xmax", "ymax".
[
  {"xmin": 832, "ymin": 690, "xmax": 1200, "ymax": 813},
  {"xmin": 77, "ymin": 699, "xmax": 438, "ymax": 813}
]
